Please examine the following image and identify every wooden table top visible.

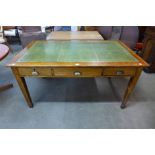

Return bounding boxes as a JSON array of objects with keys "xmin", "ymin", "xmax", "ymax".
[
  {"xmin": 46, "ymin": 31, "xmax": 103, "ymax": 40},
  {"xmin": 8, "ymin": 40, "xmax": 148, "ymax": 67},
  {"xmin": 0, "ymin": 44, "xmax": 9, "ymax": 61}
]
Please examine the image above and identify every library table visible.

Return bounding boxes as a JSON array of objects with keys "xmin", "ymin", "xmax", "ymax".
[{"xmin": 7, "ymin": 40, "xmax": 148, "ymax": 108}]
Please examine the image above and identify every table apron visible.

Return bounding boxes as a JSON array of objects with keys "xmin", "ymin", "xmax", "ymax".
[{"xmin": 17, "ymin": 67, "xmax": 137, "ymax": 77}]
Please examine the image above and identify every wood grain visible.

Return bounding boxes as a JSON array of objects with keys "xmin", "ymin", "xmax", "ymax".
[
  {"xmin": 47, "ymin": 31, "xmax": 103, "ymax": 40},
  {"xmin": 11, "ymin": 67, "xmax": 33, "ymax": 108},
  {"xmin": 103, "ymin": 67, "xmax": 136, "ymax": 76},
  {"xmin": 53, "ymin": 67, "xmax": 103, "ymax": 77},
  {"xmin": 18, "ymin": 67, "xmax": 52, "ymax": 77},
  {"xmin": 121, "ymin": 68, "xmax": 142, "ymax": 108}
]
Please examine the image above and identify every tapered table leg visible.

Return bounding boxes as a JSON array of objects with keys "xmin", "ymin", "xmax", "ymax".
[
  {"xmin": 121, "ymin": 68, "xmax": 142, "ymax": 109},
  {"xmin": 11, "ymin": 68, "xmax": 33, "ymax": 108}
]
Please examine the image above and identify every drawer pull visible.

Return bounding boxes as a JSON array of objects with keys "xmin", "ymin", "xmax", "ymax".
[
  {"xmin": 74, "ymin": 71, "xmax": 81, "ymax": 76},
  {"xmin": 32, "ymin": 70, "xmax": 39, "ymax": 76},
  {"xmin": 116, "ymin": 71, "xmax": 124, "ymax": 75}
]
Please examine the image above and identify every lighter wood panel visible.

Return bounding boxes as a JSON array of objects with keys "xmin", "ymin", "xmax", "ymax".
[{"xmin": 47, "ymin": 31, "xmax": 103, "ymax": 40}]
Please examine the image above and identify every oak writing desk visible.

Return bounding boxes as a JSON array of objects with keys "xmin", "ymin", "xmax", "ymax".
[{"xmin": 7, "ymin": 40, "xmax": 148, "ymax": 108}]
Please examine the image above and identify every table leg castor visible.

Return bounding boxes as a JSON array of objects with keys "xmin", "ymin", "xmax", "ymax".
[
  {"xmin": 120, "ymin": 104, "xmax": 126, "ymax": 109},
  {"xmin": 29, "ymin": 104, "xmax": 33, "ymax": 108}
]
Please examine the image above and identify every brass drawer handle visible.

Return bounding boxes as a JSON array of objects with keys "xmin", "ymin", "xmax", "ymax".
[
  {"xmin": 32, "ymin": 69, "xmax": 39, "ymax": 76},
  {"xmin": 74, "ymin": 71, "xmax": 81, "ymax": 76},
  {"xmin": 116, "ymin": 70, "xmax": 124, "ymax": 75}
]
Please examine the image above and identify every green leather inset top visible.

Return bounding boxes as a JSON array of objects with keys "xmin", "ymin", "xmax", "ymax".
[{"xmin": 17, "ymin": 40, "xmax": 138, "ymax": 62}]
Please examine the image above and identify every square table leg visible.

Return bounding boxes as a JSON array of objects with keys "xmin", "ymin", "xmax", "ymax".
[
  {"xmin": 11, "ymin": 68, "xmax": 33, "ymax": 108},
  {"xmin": 121, "ymin": 68, "xmax": 142, "ymax": 109}
]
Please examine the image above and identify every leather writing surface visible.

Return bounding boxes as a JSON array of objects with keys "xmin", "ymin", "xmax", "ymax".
[{"xmin": 18, "ymin": 40, "xmax": 138, "ymax": 62}]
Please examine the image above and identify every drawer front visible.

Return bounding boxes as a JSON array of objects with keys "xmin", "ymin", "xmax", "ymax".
[
  {"xmin": 18, "ymin": 67, "xmax": 52, "ymax": 77},
  {"xmin": 103, "ymin": 67, "xmax": 136, "ymax": 76},
  {"xmin": 53, "ymin": 67, "xmax": 103, "ymax": 77}
]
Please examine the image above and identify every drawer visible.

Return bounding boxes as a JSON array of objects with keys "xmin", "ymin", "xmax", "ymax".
[
  {"xmin": 18, "ymin": 67, "xmax": 52, "ymax": 77},
  {"xmin": 103, "ymin": 67, "xmax": 136, "ymax": 76},
  {"xmin": 53, "ymin": 67, "xmax": 103, "ymax": 77}
]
